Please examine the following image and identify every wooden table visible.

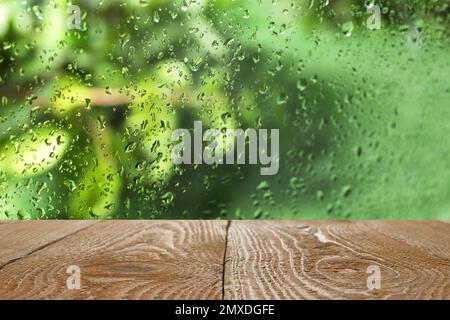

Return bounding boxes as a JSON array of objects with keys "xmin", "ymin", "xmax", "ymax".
[{"xmin": 0, "ymin": 221, "xmax": 449, "ymax": 300}]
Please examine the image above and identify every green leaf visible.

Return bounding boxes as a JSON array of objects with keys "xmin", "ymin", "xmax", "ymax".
[
  {"xmin": 0, "ymin": 127, "xmax": 71, "ymax": 179},
  {"xmin": 68, "ymin": 130, "xmax": 122, "ymax": 219}
]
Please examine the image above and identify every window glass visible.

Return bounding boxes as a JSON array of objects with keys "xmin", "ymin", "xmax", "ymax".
[{"xmin": 0, "ymin": 0, "xmax": 449, "ymax": 219}]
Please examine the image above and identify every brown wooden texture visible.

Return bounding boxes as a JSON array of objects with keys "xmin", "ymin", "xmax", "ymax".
[
  {"xmin": 0, "ymin": 220, "xmax": 228, "ymax": 300},
  {"xmin": 0, "ymin": 220, "xmax": 449, "ymax": 300},
  {"xmin": 0, "ymin": 221, "xmax": 95, "ymax": 267},
  {"xmin": 224, "ymin": 221, "xmax": 450, "ymax": 300}
]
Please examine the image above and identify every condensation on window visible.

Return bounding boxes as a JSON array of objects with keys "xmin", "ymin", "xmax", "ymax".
[{"xmin": 0, "ymin": 0, "xmax": 449, "ymax": 219}]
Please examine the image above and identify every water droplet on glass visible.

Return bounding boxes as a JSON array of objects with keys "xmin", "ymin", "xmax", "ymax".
[{"xmin": 341, "ymin": 21, "xmax": 354, "ymax": 37}]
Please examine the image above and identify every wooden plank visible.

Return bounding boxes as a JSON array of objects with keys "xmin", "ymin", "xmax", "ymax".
[
  {"xmin": 0, "ymin": 221, "xmax": 96, "ymax": 267},
  {"xmin": 224, "ymin": 221, "xmax": 450, "ymax": 300},
  {"xmin": 0, "ymin": 220, "xmax": 228, "ymax": 300},
  {"xmin": 0, "ymin": 221, "xmax": 20, "ymax": 225}
]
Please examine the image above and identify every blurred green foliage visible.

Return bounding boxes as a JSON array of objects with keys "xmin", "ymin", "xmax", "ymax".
[{"xmin": 0, "ymin": 0, "xmax": 450, "ymax": 219}]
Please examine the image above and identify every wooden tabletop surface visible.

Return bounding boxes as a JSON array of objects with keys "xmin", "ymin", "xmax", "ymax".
[{"xmin": 0, "ymin": 220, "xmax": 449, "ymax": 300}]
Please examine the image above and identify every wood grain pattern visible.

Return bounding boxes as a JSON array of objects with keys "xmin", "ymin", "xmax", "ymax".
[
  {"xmin": 224, "ymin": 221, "xmax": 450, "ymax": 300},
  {"xmin": 0, "ymin": 221, "xmax": 95, "ymax": 267},
  {"xmin": 1, "ymin": 220, "xmax": 449, "ymax": 300},
  {"xmin": 0, "ymin": 220, "xmax": 227, "ymax": 300}
]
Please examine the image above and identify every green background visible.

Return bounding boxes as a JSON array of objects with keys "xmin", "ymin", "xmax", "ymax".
[{"xmin": 1, "ymin": 0, "xmax": 449, "ymax": 220}]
